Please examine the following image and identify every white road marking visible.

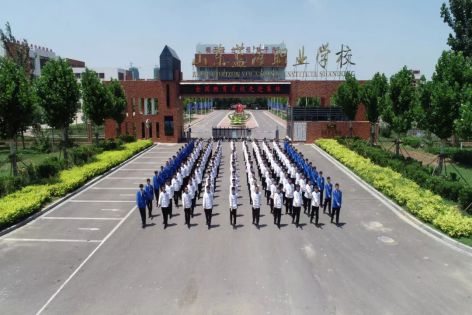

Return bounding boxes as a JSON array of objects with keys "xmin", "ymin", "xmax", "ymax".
[
  {"xmin": 3, "ymin": 238, "xmax": 101, "ymax": 243},
  {"xmin": 131, "ymin": 162, "xmax": 160, "ymax": 164},
  {"xmin": 118, "ymin": 169, "xmax": 158, "ymax": 171},
  {"xmin": 107, "ymin": 177, "xmax": 148, "ymax": 179},
  {"xmin": 35, "ymin": 205, "xmax": 137, "ymax": 315},
  {"xmin": 100, "ymin": 209, "xmax": 121, "ymax": 212},
  {"xmin": 69, "ymin": 200, "xmax": 134, "ymax": 203},
  {"xmin": 91, "ymin": 187, "xmax": 136, "ymax": 190},
  {"xmin": 42, "ymin": 217, "xmax": 122, "ymax": 220},
  {"xmin": 78, "ymin": 228, "xmax": 100, "ymax": 231},
  {"xmin": 263, "ymin": 110, "xmax": 286, "ymax": 127},
  {"xmin": 248, "ymin": 110, "xmax": 260, "ymax": 128},
  {"xmin": 309, "ymin": 144, "xmax": 472, "ymax": 257}
]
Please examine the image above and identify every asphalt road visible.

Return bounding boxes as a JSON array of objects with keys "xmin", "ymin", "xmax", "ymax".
[{"xmin": 0, "ymin": 110, "xmax": 471, "ymax": 314}]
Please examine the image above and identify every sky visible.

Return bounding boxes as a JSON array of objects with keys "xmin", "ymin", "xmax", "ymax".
[{"xmin": 0, "ymin": 0, "xmax": 452, "ymax": 80}]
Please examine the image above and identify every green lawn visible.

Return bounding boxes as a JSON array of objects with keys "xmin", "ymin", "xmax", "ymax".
[{"xmin": 0, "ymin": 149, "xmax": 61, "ymax": 177}]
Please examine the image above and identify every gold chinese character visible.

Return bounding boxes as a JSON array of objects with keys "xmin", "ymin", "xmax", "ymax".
[
  {"xmin": 252, "ymin": 45, "xmax": 264, "ymax": 66},
  {"xmin": 232, "ymin": 43, "xmax": 246, "ymax": 67},
  {"xmin": 273, "ymin": 48, "xmax": 287, "ymax": 66},
  {"xmin": 213, "ymin": 44, "xmax": 225, "ymax": 66},
  {"xmin": 294, "ymin": 46, "xmax": 309, "ymax": 66}
]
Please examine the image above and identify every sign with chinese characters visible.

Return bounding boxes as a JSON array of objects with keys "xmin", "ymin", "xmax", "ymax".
[{"xmin": 179, "ymin": 83, "xmax": 291, "ymax": 95}]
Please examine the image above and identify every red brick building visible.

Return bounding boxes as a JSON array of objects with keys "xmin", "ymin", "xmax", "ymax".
[{"xmin": 104, "ymin": 46, "xmax": 370, "ymax": 143}]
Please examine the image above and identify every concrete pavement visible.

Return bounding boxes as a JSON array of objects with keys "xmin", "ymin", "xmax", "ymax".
[{"xmin": 0, "ymin": 110, "xmax": 471, "ymax": 314}]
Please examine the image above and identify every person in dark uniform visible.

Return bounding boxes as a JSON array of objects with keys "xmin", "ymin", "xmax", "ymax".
[
  {"xmin": 331, "ymin": 183, "xmax": 343, "ymax": 225},
  {"xmin": 317, "ymin": 171, "xmax": 325, "ymax": 209},
  {"xmin": 144, "ymin": 178, "xmax": 154, "ymax": 218},
  {"xmin": 136, "ymin": 184, "xmax": 147, "ymax": 228}
]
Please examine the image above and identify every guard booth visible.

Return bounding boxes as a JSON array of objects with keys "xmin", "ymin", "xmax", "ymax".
[{"xmin": 212, "ymin": 127, "xmax": 252, "ymax": 139}]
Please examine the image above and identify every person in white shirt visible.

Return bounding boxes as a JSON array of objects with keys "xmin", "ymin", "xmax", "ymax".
[
  {"xmin": 165, "ymin": 181, "xmax": 174, "ymax": 218},
  {"xmin": 252, "ymin": 185, "xmax": 262, "ymax": 227},
  {"xmin": 311, "ymin": 185, "xmax": 321, "ymax": 225},
  {"xmin": 273, "ymin": 184, "xmax": 284, "ymax": 228},
  {"xmin": 171, "ymin": 175, "xmax": 180, "ymax": 208},
  {"xmin": 157, "ymin": 186, "xmax": 170, "ymax": 228},
  {"xmin": 304, "ymin": 180, "xmax": 313, "ymax": 214},
  {"xmin": 292, "ymin": 184, "xmax": 303, "ymax": 227},
  {"xmin": 182, "ymin": 186, "xmax": 192, "ymax": 228},
  {"xmin": 284, "ymin": 178, "xmax": 294, "ymax": 215},
  {"xmin": 229, "ymin": 186, "xmax": 238, "ymax": 227},
  {"xmin": 202, "ymin": 185, "xmax": 214, "ymax": 229},
  {"xmin": 265, "ymin": 176, "xmax": 272, "ymax": 205},
  {"xmin": 270, "ymin": 180, "xmax": 277, "ymax": 214}
]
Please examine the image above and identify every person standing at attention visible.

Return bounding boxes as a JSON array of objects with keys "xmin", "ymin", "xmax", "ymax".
[
  {"xmin": 229, "ymin": 186, "xmax": 238, "ymax": 228},
  {"xmin": 203, "ymin": 185, "xmax": 214, "ymax": 229},
  {"xmin": 252, "ymin": 185, "xmax": 262, "ymax": 227},
  {"xmin": 331, "ymin": 183, "xmax": 343, "ymax": 225},
  {"xmin": 182, "ymin": 186, "xmax": 192, "ymax": 228},
  {"xmin": 292, "ymin": 184, "xmax": 302, "ymax": 227},
  {"xmin": 144, "ymin": 178, "xmax": 154, "ymax": 219},
  {"xmin": 158, "ymin": 186, "xmax": 170, "ymax": 229},
  {"xmin": 311, "ymin": 185, "xmax": 321, "ymax": 226},
  {"xmin": 323, "ymin": 176, "xmax": 333, "ymax": 215},
  {"xmin": 136, "ymin": 184, "xmax": 147, "ymax": 229},
  {"xmin": 273, "ymin": 185, "xmax": 283, "ymax": 228}
]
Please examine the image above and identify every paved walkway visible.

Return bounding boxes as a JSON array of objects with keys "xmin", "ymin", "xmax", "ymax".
[{"xmin": 0, "ymin": 111, "xmax": 471, "ymax": 314}]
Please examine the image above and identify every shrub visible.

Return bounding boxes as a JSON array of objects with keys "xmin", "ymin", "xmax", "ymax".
[
  {"xmin": 336, "ymin": 137, "xmax": 468, "ymax": 207},
  {"xmin": 0, "ymin": 140, "xmax": 153, "ymax": 230},
  {"xmin": 459, "ymin": 187, "xmax": 472, "ymax": 214},
  {"xmin": 118, "ymin": 134, "xmax": 136, "ymax": 143},
  {"xmin": 316, "ymin": 139, "xmax": 472, "ymax": 238},
  {"xmin": 35, "ymin": 157, "xmax": 64, "ymax": 179},
  {"xmin": 402, "ymin": 136, "xmax": 422, "ymax": 148},
  {"xmin": 70, "ymin": 145, "xmax": 102, "ymax": 165}
]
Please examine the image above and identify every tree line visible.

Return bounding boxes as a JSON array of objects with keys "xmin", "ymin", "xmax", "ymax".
[
  {"xmin": 0, "ymin": 23, "xmax": 127, "ymax": 176},
  {"xmin": 332, "ymin": 0, "xmax": 472, "ymax": 156}
]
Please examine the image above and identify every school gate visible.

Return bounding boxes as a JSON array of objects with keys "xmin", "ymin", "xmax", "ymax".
[{"xmin": 104, "ymin": 45, "xmax": 371, "ymax": 142}]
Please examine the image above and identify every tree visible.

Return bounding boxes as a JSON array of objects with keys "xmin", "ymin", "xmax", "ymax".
[
  {"xmin": 107, "ymin": 79, "xmax": 127, "ymax": 137},
  {"xmin": 0, "ymin": 58, "xmax": 33, "ymax": 176},
  {"xmin": 0, "ymin": 22, "xmax": 30, "ymax": 75},
  {"xmin": 361, "ymin": 72, "xmax": 388, "ymax": 145},
  {"xmin": 455, "ymin": 87, "xmax": 472, "ymax": 138},
  {"xmin": 81, "ymin": 68, "xmax": 112, "ymax": 144},
  {"xmin": 383, "ymin": 67, "xmax": 417, "ymax": 155},
  {"xmin": 35, "ymin": 58, "xmax": 81, "ymax": 160},
  {"xmin": 441, "ymin": 0, "xmax": 472, "ymax": 57},
  {"xmin": 333, "ymin": 72, "xmax": 361, "ymax": 136}
]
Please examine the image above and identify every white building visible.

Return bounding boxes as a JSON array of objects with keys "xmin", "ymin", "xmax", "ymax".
[
  {"xmin": 73, "ymin": 67, "xmax": 128, "ymax": 81},
  {"xmin": 0, "ymin": 41, "xmax": 57, "ymax": 77}
]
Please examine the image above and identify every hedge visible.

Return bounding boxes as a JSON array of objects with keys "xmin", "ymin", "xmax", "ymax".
[
  {"xmin": 337, "ymin": 137, "xmax": 472, "ymax": 211},
  {"xmin": 0, "ymin": 140, "xmax": 153, "ymax": 230},
  {"xmin": 316, "ymin": 139, "xmax": 472, "ymax": 238}
]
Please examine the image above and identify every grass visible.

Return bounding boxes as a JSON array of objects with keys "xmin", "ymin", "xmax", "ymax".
[{"xmin": 0, "ymin": 149, "xmax": 60, "ymax": 177}]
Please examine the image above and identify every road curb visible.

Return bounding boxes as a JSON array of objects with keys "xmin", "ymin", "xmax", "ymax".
[
  {"xmin": 0, "ymin": 143, "xmax": 157, "ymax": 238},
  {"xmin": 310, "ymin": 143, "xmax": 472, "ymax": 256}
]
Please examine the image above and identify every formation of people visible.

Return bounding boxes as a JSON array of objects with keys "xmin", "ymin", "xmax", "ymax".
[{"xmin": 136, "ymin": 138, "xmax": 343, "ymax": 229}]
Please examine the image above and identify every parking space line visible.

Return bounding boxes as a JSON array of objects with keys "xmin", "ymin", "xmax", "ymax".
[
  {"xmin": 35, "ymin": 205, "xmax": 137, "ymax": 315},
  {"xmin": 42, "ymin": 217, "xmax": 123, "ymax": 220},
  {"xmin": 118, "ymin": 169, "xmax": 157, "ymax": 171},
  {"xmin": 69, "ymin": 200, "xmax": 134, "ymax": 203},
  {"xmin": 119, "ymin": 194, "xmax": 134, "ymax": 197},
  {"xmin": 78, "ymin": 228, "xmax": 100, "ymax": 231},
  {"xmin": 91, "ymin": 187, "xmax": 135, "ymax": 190},
  {"xmin": 106, "ymin": 177, "xmax": 148, "ymax": 179},
  {"xmin": 101, "ymin": 208, "xmax": 121, "ymax": 212},
  {"xmin": 3, "ymin": 238, "xmax": 102, "ymax": 243}
]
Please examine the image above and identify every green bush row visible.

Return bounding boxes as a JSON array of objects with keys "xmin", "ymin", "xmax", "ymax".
[
  {"xmin": 316, "ymin": 139, "xmax": 472, "ymax": 238},
  {"xmin": 337, "ymin": 137, "xmax": 472, "ymax": 212},
  {"xmin": 0, "ymin": 140, "xmax": 153, "ymax": 230}
]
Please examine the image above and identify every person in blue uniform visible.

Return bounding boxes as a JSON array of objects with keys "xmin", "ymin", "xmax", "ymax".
[
  {"xmin": 317, "ymin": 171, "xmax": 325, "ymax": 207},
  {"xmin": 136, "ymin": 184, "xmax": 147, "ymax": 228},
  {"xmin": 331, "ymin": 183, "xmax": 343, "ymax": 225},
  {"xmin": 323, "ymin": 176, "xmax": 333, "ymax": 215},
  {"xmin": 144, "ymin": 178, "xmax": 154, "ymax": 218},
  {"xmin": 153, "ymin": 171, "xmax": 161, "ymax": 201}
]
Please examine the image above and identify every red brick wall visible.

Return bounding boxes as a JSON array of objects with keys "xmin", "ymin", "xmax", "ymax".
[
  {"xmin": 305, "ymin": 121, "xmax": 371, "ymax": 143},
  {"xmin": 104, "ymin": 79, "xmax": 183, "ymax": 143}
]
